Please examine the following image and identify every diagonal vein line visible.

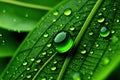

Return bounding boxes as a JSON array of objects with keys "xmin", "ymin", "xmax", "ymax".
[{"xmin": 57, "ymin": 0, "xmax": 103, "ymax": 80}]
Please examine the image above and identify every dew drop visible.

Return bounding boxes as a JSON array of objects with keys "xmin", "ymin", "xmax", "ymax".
[
  {"xmin": 41, "ymin": 78, "xmax": 46, "ymax": 80},
  {"xmin": 23, "ymin": 62, "xmax": 27, "ymax": 66},
  {"xmin": 52, "ymin": 19, "xmax": 56, "ymax": 22},
  {"xmin": 98, "ymin": 17, "xmax": 105, "ymax": 23},
  {"xmin": 0, "ymin": 34, "xmax": 2, "ymax": 37},
  {"xmin": 81, "ymin": 50, "xmax": 87, "ymax": 54},
  {"xmin": 103, "ymin": 7, "xmax": 106, "ymax": 10},
  {"xmin": 95, "ymin": 43, "xmax": 99, "ymax": 47},
  {"xmin": 89, "ymin": 32, "xmax": 94, "ymax": 36},
  {"xmin": 69, "ymin": 27, "xmax": 75, "ymax": 31},
  {"xmin": 49, "ymin": 51, "xmax": 53, "ymax": 54},
  {"xmin": 117, "ymin": 19, "xmax": 120, "ymax": 23},
  {"xmin": 43, "ymin": 33, "xmax": 49, "ymax": 38},
  {"xmin": 34, "ymin": 68, "xmax": 38, "ymax": 71},
  {"xmin": 21, "ymin": 75, "xmax": 23, "ymax": 77},
  {"xmin": 102, "ymin": 57, "xmax": 110, "ymax": 65},
  {"xmin": 36, "ymin": 59, "xmax": 41, "ymax": 63},
  {"xmin": 42, "ymin": 52, "xmax": 47, "ymax": 56},
  {"xmin": 30, "ymin": 58, "xmax": 35, "ymax": 62},
  {"xmin": 53, "ymin": 11, "xmax": 59, "ymax": 16},
  {"xmin": 83, "ymin": 44, "xmax": 87, "ymax": 47},
  {"xmin": 26, "ymin": 75, "xmax": 31, "ymax": 78},
  {"xmin": 111, "ymin": 30, "xmax": 115, "ymax": 34},
  {"xmin": 100, "ymin": 26, "xmax": 110, "ymax": 37},
  {"xmin": 90, "ymin": 51, "xmax": 94, "ymax": 55},
  {"xmin": 47, "ymin": 43, "xmax": 51, "ymax": 48},
  {"xmin": 49, "ymin": 76, "xmax": 53, "ymax": 80},
  {"xmin": 98, "ymin": 13, "xmax": 102, "ymax": 16},
  {"xmin": 64, "ymin": 9, "xmax": 72, "ymax": 16},
  {"xmin": 53, "ymin": 31, "xmax": 73, "ymax": 53},
  {"xmin": 53, "ymin": 61, "xmax": 57, "ymax": 64},
  {"xmin": 51, "ymin": 66, "xmax": 56, "ymax": 71},
  {"xmin": 26, "ymin": 67, "xmax": 30, "ymax": 71},
  {"xmin": 72, "ymin": 72, "xmax": 81, "ymax": 80}
]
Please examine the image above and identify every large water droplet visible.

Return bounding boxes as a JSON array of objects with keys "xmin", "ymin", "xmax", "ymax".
[
  {"xmin": 100, "ymin": 26, "xmax": 110, "ymax": 37},
  {"xmin": 98, "ymin": 17, "xmax": 105, "ymax": 23},
  {"xmin": 53, "ymin": 31, "xmax": 73, "ymax": 53},
  {"xmin": 64, "ymin": 9, "xmax": 72, "ymax": 16},
  {"xmin": 72, "ymin": 72, "xmax": 81, "ymax": 80}
]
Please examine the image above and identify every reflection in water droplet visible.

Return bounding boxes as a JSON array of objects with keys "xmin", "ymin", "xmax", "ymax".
[
  {"xmin": 98, "ymin": 17, "xmax": 105, "ymax": 23},
  {"xmin": 69, "ymin": 27, "xmax": 75, "ymax": 31},
  {"xmin": 72, "ymin": 72, "xmax": 81, "ymax": 80},
  {"xmin": 111, "ymin": 36, "xmax": 118, "ymax": 43},
  {"xmin": 81, "ymin": 50, "xmax": 87, "ymax": 54},
  {"xmin": 51, "ymin": 66, "xmax": 56, "ymax": 71},
  {"xmin": 103, "ymin": 57, "xmax": 110, "ymax": 65},
  {"xmin": 53, "ymin": 11, "xmax": 59, "ymax": 16},
  {"xmin": 100, "ymin": 26, "xmax": 110, "ymax": 37},
  {"xmin": 43, "ymin": 33, "xmax": 49, "ymax": 38},
  {"xmin": 53, "ymin": 31, "xmax": 73, "ymax": 53},
  {"xmin": 23, "ymin": 62, "xmax": 27, "ymax": 66},
  {"xmin": 26, "ymin": 75, "xmax": 31, "ymax": 78},
  {"xmin": 47, "ymin": 43, "xmax": 51, "ymax": 48},
  {"xmin": 64, "ymin": 9, "xmax": 72, "ymax": 16}
]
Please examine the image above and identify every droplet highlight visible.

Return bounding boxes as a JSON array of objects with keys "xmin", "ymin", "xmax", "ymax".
[
  {"xmin": 100, "ymin": 26, "xmax": 110, "ymax": 37},
  {"xmin": 53, "ymin": 31, "xmax": 73, "ymax": 53}
]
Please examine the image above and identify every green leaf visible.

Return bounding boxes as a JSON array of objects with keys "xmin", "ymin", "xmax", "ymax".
[
  {"xmin": 1, "ymin": 0, "xmax": 120, "ymax": 80},
  {"xmin": 0, "ymin": 0, "xmax": 62, "ymax": 32},
  {"xmin": 0, "ymin": 28, "xmax": 26, "ymax": 57}
]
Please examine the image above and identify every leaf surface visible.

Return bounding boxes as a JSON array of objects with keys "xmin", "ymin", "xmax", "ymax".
[{"xmin": 1, "ymin": 0, "xmax": 120, "ymax": 80}]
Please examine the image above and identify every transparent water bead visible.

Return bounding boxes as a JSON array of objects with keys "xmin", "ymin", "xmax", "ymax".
[
  {"xmin": 53, "ymin": 31, "xmax": 73, "ymax": 53},
  {"xmin": 53, "ymin": 11, "xmax": 59, "ymax": 16},
  {"xmin": 64, "ymin": 9, "xmax": 72, "ymax": 16},
  {"xmin": 100, "ymin": 26, "xmax": 110, "ymax": 37},
  {"xmin": 98, "ymin": 17, "xmax": 105, "ymax": 23}
]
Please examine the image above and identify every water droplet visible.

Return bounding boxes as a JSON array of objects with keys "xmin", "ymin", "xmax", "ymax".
[
  {"xmin": 51, "ymin": 66, "xmax": 56, "ymax": 71},
  {"xmin": 53, "ymin": 61, "xmax": 57, "ymax": 64},
  {"xmin": 52, "ymin": 19, "xmax": 56, "ymax": 22},
  {"xmin": 113, "ymin": 8, "xmax": 116, "ymax": 11},
  {"xmin": 117, "ymin": 19, "xmax": 120, "ymax": 23},
  {"xmin": 81, "ymin": 50, "xmax": 87, "ymax": 54},
  {"xmin": 23, "ymin": 62, "xmax": 27, "ymax": 66},
  {"xmin": 98, "ymin": 17, "xmax": 105, "ymax": 23},
  {"xmin": 43, "ymin": 33, "xmax": 49, "ymax": 38},
  {"xmin": 47, "ymin": 43, "xmax": 51, "ymax": 48},
  {"xmin": 98, "ymin": 13, "xmax": 102, "ymax": 16},
  {"xmin": 41, "ymin": 78, "xmax": 46, "ymax": 80},
  {"xmin": 49, "ymin": 76, "xmax": 53, "ymax": 80},
  {"xmin": 72, "ymin": 72, "xmax": 81, "ymax": 80},
  {"xmin": 26, "ymin": 75, "xmax": 31, "ymax": 78},
  {"xmin": 26, "ymin": 68, "xmax": 30, "ymax": 71},
  {"xmin": 30, "ymin": 58, "xmax": 35, "ymax": 62},
  {"xmin": 111, "ymin": 30, "xmax": 115, "ymax": 34},
  {"xmin": 2, "ymin": 10, "xmax": 6, "ymax": 13},
  {"xmin": 64, "ymin": 9, "xmax": 72, "ymax": 16},
  {"xmin": 0, "ymin": 34, "xmax": 2, "ymax": 37},
  {"xmin": 53, "ymin": 11, "xmax": 59, "ymax": 16},
  {"xmin": 90, "ymin": 51, "xmax": 94, "ymax": 55},
  {"xmin": 83, "ymin": 44, "xmax": 87, "ymax": 47},
  {"xmin": 88, "ymin": 76, "xmax": 91, "ymax": 79},
  {"xmin": 21, "ymin": 75, "xmax": 23, "ymax": 77},
  {"xmin": 100, "ymin": 26, "xmax": 110, "ymax": 37},
  {"xmin": 95, "ymin": 43, "xmax": 99, "ymax": 47},
  {"xmin": 25, "ymin": 14, "xmax": 29, "ymax": 17},
  {"xmin": 89, "ymin": 32, "xmax": 94, "ymax": 36},
  {"xmin": 42, "ymin": 52, "xmax": 47, "ymax": 56},
  {"xmin": 76, "ymin": 16, "xmax": 79, "ymax": 19},
  {"xmin": 103, "ymin": 7, "xmax": 106, "ymax": 10},
  {"xmin": 34, "ymin": 68, "xmax": 38, "ymax": 71},
  {"xmin": 102, "ymin": 57, "xmax": 110, "ymax": 65},
  {"xmin": 49, "ymin": 51, "xmax": 53, "ymax": 54},
  {"xmin": 111, "ymin": 36, "xmax": 118, "ymax": 43},
  {"xmin": 53, "ymin": 31, "xmax": 73, "ymax": 53},
  {"xmin": 69, "ymin": 27, "xmax": 75, "ymax": 31},
  {"xmin": 36, "ymin": 59, "xmax": 41, "ymax": 63}
]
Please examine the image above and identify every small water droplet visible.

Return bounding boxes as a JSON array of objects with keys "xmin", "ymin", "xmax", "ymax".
[
  {"xmin": 30, "ymin": 58, "xmax": 35, "ymax": 62},
  {"xmin": 0, "ymin": 34, "xmax": 2, "ymax": 37},
  {"xmin": 42, "ymin": 52, "xmax": 47, "ymax": 56},
  {"xmin": 47, "ymin": 43, "xmax": 51, "ymax": 48},
  {"xmin": 83, "ymin": 44, "xmax": 87, "ymax": 47},
  {"xmin": 81, "ymin": 50, "xmax": 87, "ymax": 54},
  {"xmin": 102, "ymin": 57, "xmax": 110, "ymax": 65},
  {"xmin": 49, "ymin": 76, "xmax": 53, "ymax": 80},
  {"xmin": 100, "ymin": 26, "xmax": 110, "ymax": 37},
  {"xmin": 21, "ymin": 75, "xmax": 23, "ymax": 77},
  {"xmin": 111, "ymin": 30, "xmax": 115, "ymax": 34},
  {"xmin": 111, "ymin": 36, "xmax": 118, "ymax": 43},
  {"xmin": 113, "ymin": 8, "xmax": 116, "ymax": 11},
  {"xmin": 117, "ymin": 19, "xmax": 120, "ymax": 23},
  {"xmin": 52, "ymin": 19, "xmax": 56, "ymax": 22},
  {"xmin": 36, "ymin": 59, "xmax": 41, "ymax": 63},
  {"xmin": 103, "ymin": 7, "xmax": 106, "ymax": 10},
  {"xmin": 51, "ymin": 66, "xmax": 56, "ymax": 71},
  {"xmin": 89, "ymin": 32, "xmax": 94, "ymax": 36},
  {"xmin": 69, "ymin": 27, "xmax": 75, "ymax": 31},
  {"xmin": 23, "ymin": 62, "xmax": 27, "ymax": 66},
  {"xmin": 26, "ymin": 68, "xmax": 30, "ymax": 71},
  {"xmin": 88, "ymin": 76, "xmax": 91, "ymax": 79},
  {"xmin": 64, "ymin": 9, "xmax": 72, "ymax": 16},
  {"xmin": 98, "ymin": 13, "xmax": 102, "ymax": 16},
  {"xmin": 25, "ymin": 14, "xmax": 29, "ymax": 17},
  {"xmin": 43, "ymin": 33, "xmax": 49, "ymax": 38},
  {"xmin": 26, "ymin": 75, "xmax": 31, "ymax": 78},
  {"xmin": 41, "ymin": 78, "xmax": 46, "ymax": 80},
  {"xmin": 53, "ymin": 31, "xmax": 73, "ymax": 53},
  {"xmin": 49, "ymin": 51, "xmax": 53, "ymax": 54},
  {"xmin": 98, "ymin": 17, "xmax": 105, "ymax": 23},
  {"xmin": 53, "ymin": 61, "xmax": 57, "ymax": 64},
  {"xmin": 34, "ymin": 68, "xmax": 38, "ymax": 71},
  {"xmin": 72, "ymin": 72, "xmax": 81, "ymax": 80},
  {"xmin": 90, "ymin": 51, "xmax": 94, "ymax": 55},
  {"xmin": 76, "ymin": 16, "xmax": 79, "ymax": 19},
  {"xmin": 53, "ymin": 11, "xmax": 59, "ymax": 16},
  {"xmin": 3, "ymin": 10, "xmax": 6, "ymax": 13}
]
